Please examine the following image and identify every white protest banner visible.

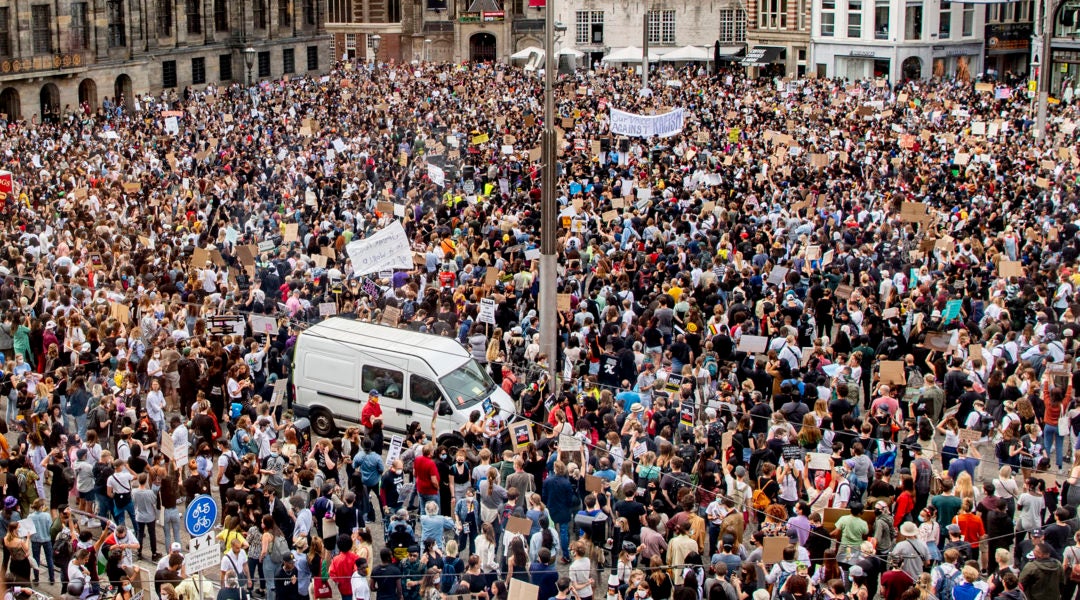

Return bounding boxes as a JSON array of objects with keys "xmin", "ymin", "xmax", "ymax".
[
  {"xmin": 428, "ymin": 164, "xmax": 446, "ymax": 187},
  {"xmin": 345, "ymin": 221, "xmax": 413, "ymax": 275},
  {"xmin": 249, "ymin": 314, "xmax": 277, "ymax": 335},
  {"xmin": 609, "ymin": 107, "xmax": 685, "ymax": 138}
]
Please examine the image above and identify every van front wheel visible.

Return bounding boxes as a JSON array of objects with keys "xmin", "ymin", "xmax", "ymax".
[{"xmin": 310, "ymin": 408, "xmax": 337, "ymax": 438}]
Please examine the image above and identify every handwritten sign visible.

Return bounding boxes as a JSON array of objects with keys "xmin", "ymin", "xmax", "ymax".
[{"xmin": 345, "ymin": 221, "xmax": 413, "ymax": 275}]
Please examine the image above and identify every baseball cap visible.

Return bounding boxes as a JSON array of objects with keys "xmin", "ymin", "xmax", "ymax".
[
  {"xmin": 946, "ymin": 524, "xmax": 962, "ymax": 534},
  {"xmin": 849, "ymin": 566, "xmax": 865, "ymax": 578},
  {"xmin": 1032, "ymin": 527, "xmax": 1045, "ymax": 537},
  {"xmin": 171, "ymin": 542, "xmax": 183, "ymax": 552},
  {"xmin": 722, "ymin": 533, "xmax": 736, "ymax": 549}
]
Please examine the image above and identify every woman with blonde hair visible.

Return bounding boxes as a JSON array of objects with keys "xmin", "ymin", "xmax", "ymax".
[
  {"xmin": 954, "ymin": 471, "xmax": 979, "ymax": 504},
  {"xmin": 813, "ymin": 399, "xmax": 830, "ymax": 426},
  {"xmin": 798, "ymin": 414, "xmax": 822, "ymax": 450},
  {"xmin": 655, "ymin": 442, "xmax": 674, "ymax": 471}
]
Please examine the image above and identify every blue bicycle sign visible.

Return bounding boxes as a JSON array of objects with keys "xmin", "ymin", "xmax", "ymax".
[{"xmin": 185, "ymin": 494, "xmax": 218, "ymax": 537}]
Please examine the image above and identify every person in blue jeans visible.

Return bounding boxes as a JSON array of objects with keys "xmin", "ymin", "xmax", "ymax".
[
  {"xmin": 106, "ymin": 460, "xmax": 137, "ymax": 528},
  {"xmin": 27, "ymin": 499, "xmax": 53, "ymax": 584},
  {"xmin": 541, "ymin": 460, "xmax": 576, "ymax": 562}
]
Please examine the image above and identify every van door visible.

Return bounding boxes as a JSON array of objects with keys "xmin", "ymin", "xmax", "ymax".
[
  {"xmin": 408, "ymin": 372, "xmax": 447, "ymax": 430},
  {"xmin": 360, "ymin": 362, "xmax": 408, "ymax": 433}
]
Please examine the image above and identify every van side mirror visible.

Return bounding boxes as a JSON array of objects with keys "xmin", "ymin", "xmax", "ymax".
[{"xmin": 438, "ymin": 401, "xmax": 453, "ymax": 416}]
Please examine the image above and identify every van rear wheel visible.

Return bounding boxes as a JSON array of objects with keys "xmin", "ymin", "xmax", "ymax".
[{"xmin": 310, "ymin": 408, "xmax": 337, "ymax": 438}]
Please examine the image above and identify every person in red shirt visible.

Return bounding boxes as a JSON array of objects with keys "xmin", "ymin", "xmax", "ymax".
[
  {"xmin": 893, "ymin": 477, "xmax": 916, "ymax": 528},
  {"xmin": 413, "ymin": 444, "xmax": 440, "ymax": 507},
  {"xmin": 360, "ymin": 390, "xmax": 382, "ymax": 431},
  {"xmin": 952, "ymin": 497, "xmax": 986, "ymax": 562},
  {"xmin": 879, "ymin": 559, "xmax": 915, "ymax": 600},
  {"xmin": 329, "ymin": 534, "xmax": 359, "ymax": 600}
]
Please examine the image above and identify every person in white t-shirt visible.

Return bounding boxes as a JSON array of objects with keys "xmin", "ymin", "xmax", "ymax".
[
  {"xmin": 220, "ymin": 537, "xmax": 251, "ymax": 590},
  {"xmin": 352, "ymin": 556, "xmax": 371, "ymax": 600}
]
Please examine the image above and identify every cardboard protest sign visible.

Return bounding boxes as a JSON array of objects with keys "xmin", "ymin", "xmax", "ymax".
[
  {"xmin": 762, "ymin": 536, "xmax": 789, "ymax": 564},
  {"xmin": 878, "ymin": 361, "xmax": 906, "ymax": 386},
  {"xmin": 585, "ymin": 475, "xmax": 607, "ymax": 493},
  {"xmin": 737, "ymin": 335, "xmax": 768, "ymax": 354},
  {"xmin": 509, "ymin": 421, "xmax": 533, "ymax": 451},
  {"xmin": 998, "ymin": 260, "xmax": 1023, "ymax": 278},
  {"xmin": 922, "ymin": 332, "xmax": 953, "ymax": 352},
  {"xmin": 807, "ymin": 452, "xmax": 832, "ymax": 471},
  {"xmin": 959, "ymin": 429, "xmax": 982, "ymax": 444},
  {"xmin": 505, "ymin": 515, "xmax": 533, "ymax": 537},
  {"xmin": 508, "ymin": 577, "xmax": 540, "ymax": 600}
]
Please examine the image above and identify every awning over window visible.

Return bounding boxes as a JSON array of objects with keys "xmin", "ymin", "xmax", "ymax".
[{"xmin": 740, "ymin": 46, "xmax": 784, "ymax": 66}]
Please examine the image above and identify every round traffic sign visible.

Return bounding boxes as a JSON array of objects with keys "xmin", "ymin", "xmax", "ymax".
[{"xmin": 185, "ymin": 494, "xmax": 218, "ymax": 537}]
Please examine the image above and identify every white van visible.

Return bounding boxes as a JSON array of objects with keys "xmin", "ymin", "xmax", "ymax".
[{"xmin": 291, "ymin": 318, "xmax": 516, "ymax": 445}]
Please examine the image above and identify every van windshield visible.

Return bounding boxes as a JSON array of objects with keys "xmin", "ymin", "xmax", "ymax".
[{"xmin": 441, "ymin": 360, "xmax": 496, "ymax": 408}]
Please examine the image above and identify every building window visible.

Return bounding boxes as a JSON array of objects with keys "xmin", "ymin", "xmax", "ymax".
[
  {"xmin": 190, "ymin": 57, "xmax": 205, "ymax": 84},
  {"xmin": 647, "ymin": 9, "xmax": 675, "ymax": 44},
  {"xmin": 905, "ymin": 2, "xmax": 922, "ymax": 40},
  {"xmin": 162, "ymin": 60, "xmax": 177, "ymax": 87},
  {"xmin": 875, "ymin": 0, "xmax": 888, "ymax": 38},
  {"xmin": 258, "ymin": 50, "xmax": 270, "ymax": 77},
  {"xmin": 254, "ymin": 0, "xmax": 267, "ymax": 29},
  {"xmin": 279, "ymin": 0, "xmax": 291, "ymax": 26},
  {"xmin": 758, "ymin": 0, "xmax": 788, "ymax": 29},
  {"xmin": 283, "ymin": 48, "xmax": 295, "ymax": 73},
  {"xmin": 962, "ymin": 3, "xmax": 973, "ymax": 35},
  {"xmin": 214, "ymin": 0, "xmax": 228, "ymax": 31},
  {"xmin": 0, "ymin": 9, "xmax": 9, "ymax": 56},
  {"xmin": 304, "ymin": 0, "xmax": 315, "ymax": 24},
  {"xmin": 797, "ymin": 0, "xmax": 807, "ymax": 30},
  {"xmin": 307, "ymin": 45, "xmax": 318, "ymax": 70},
  {"xmin": 575, "ymin": 11, "xmax": 604, "ymax": 45},
  {"xmin": 219, "ymin": 54, "xmax": 233, "ymax": 80},
  {"xmin": 1019, "ymin": 1, "xmax": 1031, "ymax": 21},
  {"xmin": 329, "ymin": 35, "xmax": 336, "ymax": 58},
  {"xmin": 820, "ymin": 0, "xmax": 835, "ymax": 36},
  {"xmin": 31, "ymin": 5, "xmax": 52, "ymax": 54},
  {"xmin": 388, "ymin": 0, "xmax": 401, "ymax": 22},
  {"xmin": 329, "ymin": 0, "xmax": 352, "ymax": 22},
  {"xmin": 107, "ymin": 0, "xmax": 127, "ymax": 47},
  {"xmin": 939, "ymin": 1, "xmax": 950, "ymax": 37},
  {"xmin": 186, "ymin": 0, "xmax": 201, "ymax": 33},
  {"xmin": 155, "ymin": 0, "xmax": 172, "ymax": 36},
  {"xmin": 719, "ymin": 8, "xmax": 746, "ymax": 42},
  {"xmin": 848, "ymin": 0, "xmax": 862, "ymax": 37}
]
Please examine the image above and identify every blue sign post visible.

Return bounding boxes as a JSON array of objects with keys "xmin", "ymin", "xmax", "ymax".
[{"xmin": 185, "ymin": 494, "xmax": 219, "ymax": 538}]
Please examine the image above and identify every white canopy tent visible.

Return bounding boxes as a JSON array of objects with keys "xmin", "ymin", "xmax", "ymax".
[
  {"xmin": 556, "ymin": 48, "xmax": 584, "ymax": 58},
  {"xmin": 601, "ymin": 46, "xmax": 660, "ymax": 64},
  {"xmin": 510, "ymin": 46, "xmax": 544, "ymax": 61},
  {"xmin": 659, "ymin": 45, "xmax": 712, "ymax": 62}
]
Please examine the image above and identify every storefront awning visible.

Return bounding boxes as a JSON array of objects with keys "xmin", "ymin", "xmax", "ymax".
[
  {"xmin": 741, "ymin": 46, "xmax": 784, "ymax": 66},
  {"xmin": 716, "ymin": 46, "xmax": 745, "ymax": 60}
]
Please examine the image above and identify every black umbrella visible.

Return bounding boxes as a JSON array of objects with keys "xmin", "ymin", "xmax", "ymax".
[{"xmin": 714, "ymin": 41, "xmax": 721, "ymax": 77}]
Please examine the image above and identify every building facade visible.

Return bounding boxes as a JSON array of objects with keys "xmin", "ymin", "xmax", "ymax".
[
  {"xmin": 809, "ymin": 0, "xmax": 987, "ymax": 80},
  {"xmin": 327, "ymin": 0, "xmax": 749, "ymax": 66},
  {"xmin": 744, "ymin": 0, "xmax": 812, "ymax": 76},
  {"xmin": 0, "ymin": 0, "xmax": 330, "ymax": 121},
  {"xmin": 551, "ymin": 0, "xmax": 748, "ymax": 68}
]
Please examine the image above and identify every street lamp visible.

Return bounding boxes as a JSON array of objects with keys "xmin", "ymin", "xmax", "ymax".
[
  {"xmin": 370, "ymin": 34, "xmax": 381, "ymax": 63},
  {"xmin": 424, "ymin": 38, "xmax": 432, "ymax": 63},
  {"xmin": 538, "ymin": 4, "xmax": 566, "ymax": 391},
  {"xmin": 244, "ymin": 46, "xmax": 256, "ymax": 86}
]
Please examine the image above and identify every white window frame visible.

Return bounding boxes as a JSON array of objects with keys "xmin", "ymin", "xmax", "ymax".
[
  {"xmin": 848, "ymin": 0, "xmax": 862, "ymax": 38},
  {"xmin": 821, "ymin": 0, "xmax": 835, "ymax": 36}
]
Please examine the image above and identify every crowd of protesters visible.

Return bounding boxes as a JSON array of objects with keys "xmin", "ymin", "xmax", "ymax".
[{"xmin": 0, "ymin": 53, "xmax": 1076, "ymax": 600}]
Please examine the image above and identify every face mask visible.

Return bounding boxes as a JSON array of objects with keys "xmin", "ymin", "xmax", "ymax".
[
  {"xmin": 637, "ymin": 591, "xmax": 648, "ymax": 598},
  {"xmin": 123, "ymin": 585, "xmax": 133, "ymax": 592},
  {"xmin": 434, "ymin": 576, "xmax": 442, "ymax": 584},
  {"xmin": 441, "ymin": 454, "xmax": 448, "ymax": 460}
]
